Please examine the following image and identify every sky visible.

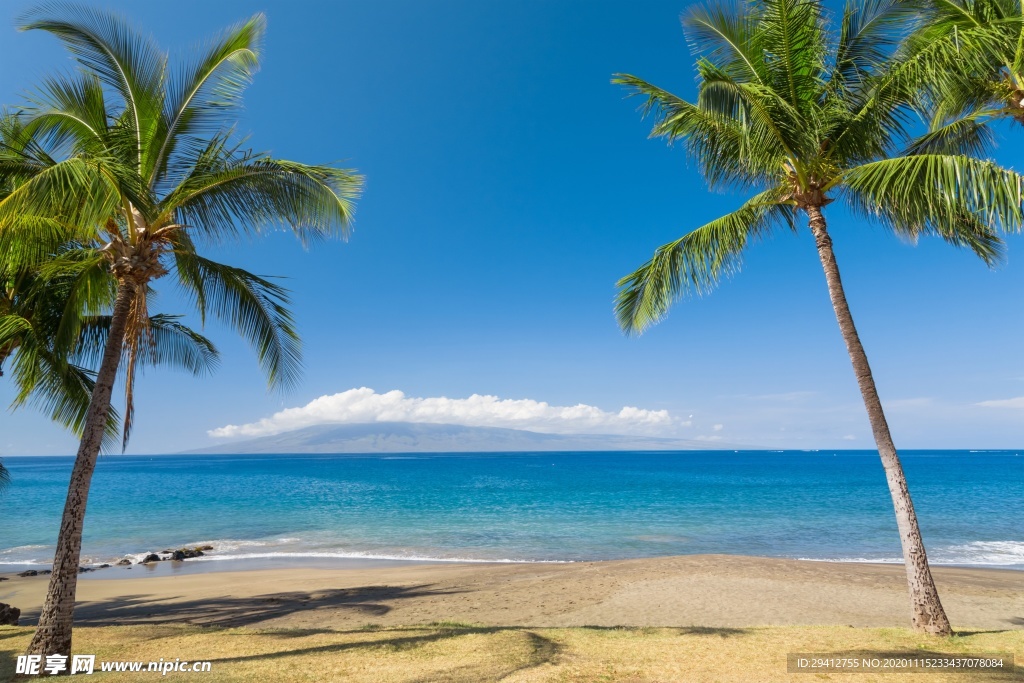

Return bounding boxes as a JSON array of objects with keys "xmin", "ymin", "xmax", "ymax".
[{"xmin": 1, "ymin": 0, "xmax": 1022, "ymax": 455}]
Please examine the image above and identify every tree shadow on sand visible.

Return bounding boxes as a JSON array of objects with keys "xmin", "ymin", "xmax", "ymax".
[
  {"xmin": 18, "ymin": 584, "xmax": 465, "ymax": 628},
  {"xmin": 199, "ymin": 624, "xmax": 751, "ymax": 682},
  {"xmin": 206, "ymin": 624, "xmax": 562, "ymax": 683}
]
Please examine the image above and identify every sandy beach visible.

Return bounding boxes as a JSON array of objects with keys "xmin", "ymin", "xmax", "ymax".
[{"xmin": 3, "ymin": 555, "xmax": 1021, "ymax": 630}]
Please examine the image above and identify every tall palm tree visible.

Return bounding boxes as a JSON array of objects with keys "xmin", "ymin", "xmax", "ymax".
[
  {"xmin": 0, "ymin": 6, "xmax": 361, "ymax": 658},
  {"xmin": 613, "ymin": 0, "xmax": 1023, "ymax": 636}
]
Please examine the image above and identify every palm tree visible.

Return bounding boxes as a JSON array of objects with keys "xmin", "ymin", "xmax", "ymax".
[
  {"xmin": 613, "ymin": 0, "xmax": 1023, "ymax": 636},
  {"xmin": 0, "ymin": 6, "xmax": 361, "ymax": 658}
]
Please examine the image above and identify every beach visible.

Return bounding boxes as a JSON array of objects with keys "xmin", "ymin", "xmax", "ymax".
[
  {"xmin": 3, "ymin": 555, "xmax": 1022, "ymax": 630},
  {"xmin": 4, "ymin": 555, "xmax": 1023, "ymax": 682}
]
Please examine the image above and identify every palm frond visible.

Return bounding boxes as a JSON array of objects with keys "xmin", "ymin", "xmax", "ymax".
[
  {"xmin": 5, "ymin": 323, "xmax": 121, "ymax": 451},
  {"xmin": 843, "ymin": 154, "xmax": 1024, "ymax": 263},
  {"xmin": 174, "ymin": 249, "xmax": 301, "ymax": 390},
  {"xmin": 0, "ymin": 156, "xmax": 121, "ymax": 248},
  {"xmin": 760, "ymin": 0, "xmax": 826, "ymax": 112},
  {"xmin": 682, "ymin": 1, "xmax": 768, "ymax": 84},
  {"xmin": 148, "ymin": 14, "xmax": 264, "ymax": 189},
  {"xmin": 613, "ymin": 73, "xmax": 785, "ymax": 188},
  {"xmin": 905, "ymin": 109, "xmax": 998, "ymax": 155},
  {"xmin": 19, "ymin": 2, "xmax": 168, "ymax": 173},
  {"xmin": 835, "ymin": 0, "xmax": 925, "ymax": 87},
  {"xmin": 615, "ymin": 191, "xmax": 795, "ymax": 335},
  {"xmin": 162, "ymin": 145, "xmax": 362, "ymax": 245}
]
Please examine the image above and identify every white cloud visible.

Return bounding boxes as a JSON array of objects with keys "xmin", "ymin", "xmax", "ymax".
[
  {"xmin": 713, "ymin": 424, "xmax": 724, "ymax": 431},
  {"xmin": 842, "ymin": 434, "xmax": 856, "ymax": 441},
  {"xmin": 977, "ymin": 396, "xmax": 1024, "ymax": 409},
  {"xmin": 209, "ymin": 387, "xmax": 678, "ymax": 439}
]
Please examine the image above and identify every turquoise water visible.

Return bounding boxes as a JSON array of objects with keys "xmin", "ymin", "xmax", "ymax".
[{"xmin": 1, "ymin": 450, "xmax": 1022, "ymax": 569}]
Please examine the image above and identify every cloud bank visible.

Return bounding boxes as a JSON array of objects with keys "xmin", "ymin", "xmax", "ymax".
[{"xmin": 209, "ymin": 388, "xmax": 677, "ymax": 439}]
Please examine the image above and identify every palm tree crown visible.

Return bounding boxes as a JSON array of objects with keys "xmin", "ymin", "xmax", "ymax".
[
  {"xmin": 614, "ymin": 0, "xmax": 1022, "ymax": 332},
  {"xmin": 0, "ymin": 7, "xmax": 361, "ymax": 443}
]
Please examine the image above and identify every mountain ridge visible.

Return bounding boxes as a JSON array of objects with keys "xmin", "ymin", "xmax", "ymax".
[{"xmin": 185, "ymin": 422, "xmax": 738, "ymax": 454}]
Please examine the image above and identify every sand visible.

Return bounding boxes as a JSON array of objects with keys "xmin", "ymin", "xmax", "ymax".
[{"xmin": 2, "ymin": 555, "xmax": 1022, "ymax": 631}]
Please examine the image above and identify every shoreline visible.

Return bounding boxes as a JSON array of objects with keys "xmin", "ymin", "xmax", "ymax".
[
  {"xmin": 2, "ymin": 554, "xmax": 1022, "ymax": 630},
  {"xmin": 3, "ymin": 552, "xmax": 1023, "ymax": 580}
]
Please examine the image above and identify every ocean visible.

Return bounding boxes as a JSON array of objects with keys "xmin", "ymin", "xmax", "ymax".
[{"xmin": 1, "ymin": 450, "xmax": 1022, "ymax": 570}]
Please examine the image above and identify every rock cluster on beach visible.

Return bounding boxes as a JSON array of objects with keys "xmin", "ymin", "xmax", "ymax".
[
  {"xmin": 137, "ymin": 545, "xmax": 214, "ymax": 564},
  {"xmin": 16, "ymin": 566, "xmax": 101, "ymax": 577},
  {"xmin": 4, "ymin": 545, "xmax": 216, "ymax": 579}
]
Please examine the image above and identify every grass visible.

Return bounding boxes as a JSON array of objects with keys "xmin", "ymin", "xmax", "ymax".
[{"xmin": 0, "ymin": 624, "xmax": 1020, "ymax": 682}]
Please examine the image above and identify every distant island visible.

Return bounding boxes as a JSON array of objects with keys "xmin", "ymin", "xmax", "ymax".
[{"xmin": 184, "ymin": 422, "xmax": 738, "ymax": 454}]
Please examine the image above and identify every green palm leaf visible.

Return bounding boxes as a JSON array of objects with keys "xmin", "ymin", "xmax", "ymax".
[
  {"xmin": 616, "ymin": 191, "xmax": 795, "ymax": 334},
  {"xmin": 174, "ymin": 249, "xmax": 300, "ymax": 390}
]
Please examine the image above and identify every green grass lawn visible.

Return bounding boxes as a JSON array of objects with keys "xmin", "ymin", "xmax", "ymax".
[{"xmin": 1, "ymin": 623, "xmax": 1021, "ymax": 682}]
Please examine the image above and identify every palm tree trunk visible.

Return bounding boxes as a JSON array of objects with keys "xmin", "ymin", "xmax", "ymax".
[
  {"xmin": 25, "ymin": 281, "xmax": 135, "ymax": 660},
  {"xmin": 806, "ymin": 206, "xmax": 951, "ymax": 636}
]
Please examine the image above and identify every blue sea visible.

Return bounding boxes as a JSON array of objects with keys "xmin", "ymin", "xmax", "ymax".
[{"xmin": 1, "ymin": 450, "xmax": 1022, "ymax": 570}]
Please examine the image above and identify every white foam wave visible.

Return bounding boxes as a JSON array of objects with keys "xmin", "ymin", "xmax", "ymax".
[
  {"xmin": 0, "ymin": 545, "xmax": 48, "ymax": 553},
  {"xmin": 799, "ymin": 541, "xmax": 1024, "ymax": 567},
  {"xmin": 934, "ymin": 541, "xmax": 1024, "ymax": 566},
  {"xmin": 189, "ymin": 538, "xmax": 270, "ymax": 552},
  {"xmin": 190, "ymin": 551, "xmax": 570, "ymax": 564}
]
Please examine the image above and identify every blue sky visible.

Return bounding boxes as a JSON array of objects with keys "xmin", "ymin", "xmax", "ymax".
[{"xmin": 2, "ymin": 0, "xmax": 1022, "ymax": 455}]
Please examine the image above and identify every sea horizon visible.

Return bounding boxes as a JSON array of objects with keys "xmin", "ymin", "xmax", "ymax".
[{"xmin": 3, "ymin": 449, "xmax": 1022, "ymax": 572}]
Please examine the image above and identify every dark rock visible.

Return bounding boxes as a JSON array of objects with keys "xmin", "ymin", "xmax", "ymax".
[
  {"xmin": 98, "ymin": 564, "xmax": 111, "ymax": 569},
  {"xmin": 169, "ymin": 547, "xmax": 205, "ymax": 561},
  {"xmin": 141, "ymin": 554, "xmax": 161, "ymax": 564},
  {"xmin": 0, "ymin": 577, "xmax": 7, "ymax": 581},
  {"xmin": 40, "ymin": 570, "xmax": 52, "ymax": 575},
  {"xmin": 117, "ymin": 558, "xmax": 132, "ymax": 566},
  {"xmin": 0, "ymin": 603, "xmax": 20, "ymax": 626},
  {"xmin": 77, "ymin": 567, "xmax": 95, "ymax": 573},
  {"xmin": 16, "ymin": 570, "xmax": 37, "ymax": 577},
  {"xmin": 161, "ymin": 549, "xmax": 174, "ymax": 554},
  {"xmin": 198, "ymin": 545, "xmax": 214, "ymax": 551}
]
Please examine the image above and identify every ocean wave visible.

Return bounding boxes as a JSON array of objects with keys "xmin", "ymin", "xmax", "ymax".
[
  {"xmin": 799, "ymin": 541, "xmax": 1024, "ymax": 567},
  {"xmin": 933, "ymin": 541, "xmax": 1024, "ymax": 565}
]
